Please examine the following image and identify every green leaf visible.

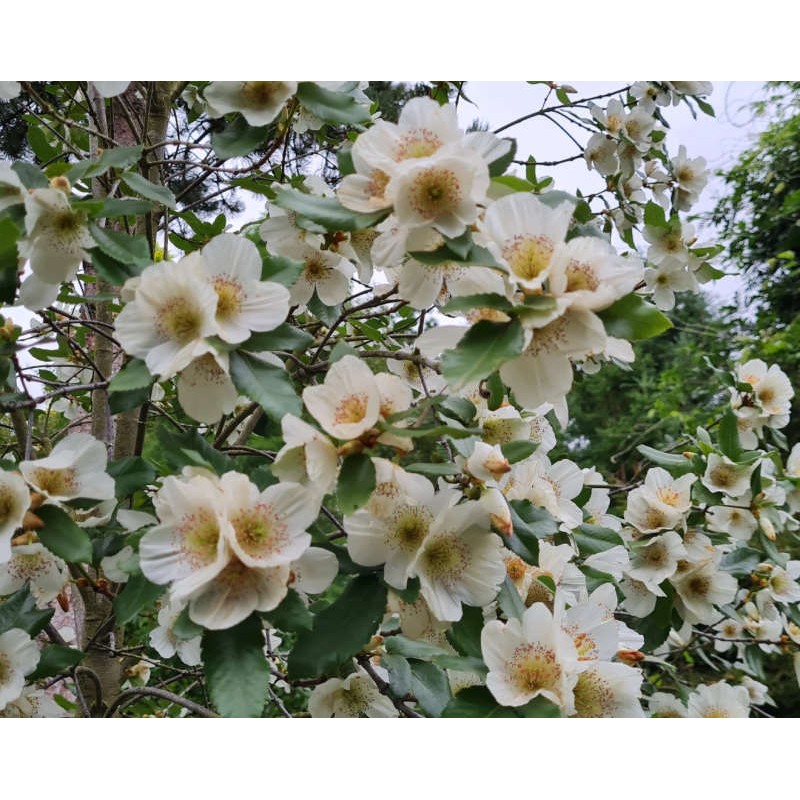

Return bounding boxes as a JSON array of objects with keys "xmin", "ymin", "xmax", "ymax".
[
  {"xmin": 108, "ymin": 383, "xmax": 151, "ymax": 415},
  {"xmin": 172, "ymin": 607, "xmax": 204, "ymax": 641},
  {"xmin": 599, "ymin": 293, "xmax": 672, "ymax": 341},
  {"xmin": 211, "ymin": 115, "xmax": 267, "ymax": 159},
  {"xmin": 66, "ymin": 145, "xmax": 144, "ymax": 182},
  {"xmin": 510, "ymin": 499, "xmax": 558, "ymax": 539},
  {"xmin": 501, "ymin": 440, "xmax": 537, "ymax": 464},
  {"xmin": 644, "ymin": 201, "xmax": 668, "ymax": 229},
  {"xmin": 113, "ymin": 572, "xmax": 165, "ymax": 625},
  {"xmin": 337, "ymin": 453, "xmax": 376, "ymax": 515},
  {"xmin": 262, "ymin": 588, "xmax": 313, "ymax": 633},
  {"xmin": 497, "ymin": 575, "xmax": 525, "ymax": 621},
  {"xmin": 121, "ymin": 171, "xmax": 177, "ymax": 210},
  {"xmin": 11, "ymin": 161, "xmax": 48, "ymax": 189},
  {"xmin": 431, "ymin": 655, "xmax": 487, "ymax": 674},
  {"xmin": 108, "ymin": 359, "xmax": 153, "ymax": 393},
  {"xmin": 88, "ymin": 223, "xmax": 151, "ymax": 266},
  {"xmin": 0, "ymin": 217, "xmax": 20, "ymax": 304},
  {"xmin": 296, "ymin": 82, "xmax": 372, "ymax": 125},
  {"xmin": 720, "ymin": 546, "xmax": 762, "ymax": 577},
  {"xmin": 409, "ymin": 243, "xmax": 502, "ymax": 269},
  {"xmin": 88, "ymin": 246, "xmax": 147, "ymax": 286},
  {"xmin": 384, "ymin": 635, "xmax": 451, "ymax": 661},
  {"xmin": 239, "ymin": 324, "xmax": 314, "ymax": 353},
  {"xmin": 441, "ymin": 293, "xmax": 514, "ymax": 315},
  {"xmin": 572, "ymin": 523, "xmax": 624, "ymax": 558},
  {"xmin": 307, "ymin": 292, "xmax": 341, "ymax": 326},
  {"xmin": 383, "ymin": 653, "xmax": 413, "ymax": 697},
  {"xmin": 636, "ymin": 591, "xmax": 674, "ymax": 651},
  {"xmin": 404, "ymin": 462, "xmax": 461, "ymax": 477},
  {"xmin": 272, "ymin": 186, "xmax": 388, "ymax": 232},
  {"xmin": 229, "ymin": 351, "xmax": 301, "ymax": 422},
  {"xmin": 203, "ymin": 614, "xmax": 269, "ymax": 717},
  {"xmin": 28, "ymin": 644, "xmax": 85, "ymax": 681},
  {"xmin": 287, "ymin": 574, "xmax": 387, "ymax": 679},
  {"xmin": 441, "ymin": 319, "xmax": 523, "ymax": 388},
  {"xmin": 36, "ymin": 504, "xmax": 93, "ymax": 563},
  {"xmin": 637, "ymin": 444, "xmax": 694, "ymax": 474},
  {"xmin": 488, "ymin": 137, "xmax": 517, "ymax": 178},
  {"xmin": 486, "ymin": 371, "xmax": 504, "ymax": 410},
  {"xmin": 445, "ymin": 604, "xmax": 484, "ymax": 658},
  {"xmin": 93, "ymin": 197, "xmax": 155, "ymax": 218},
  {"xmin": 409, "ymin": 660, "xmax": 452, "ymax": 716},
  {"xmin": 436, "ymin": 395, "xmax": 476, "ymax": 425},
  {"xmin": 156, "ymin": 425, "xmax": 234, "ymax": 476},
  {"xmin": 442, "ymin": 686, "xmax": 518, "ymax": 717},
  {"xmin": 107, "ymin": 456, "xmax": 156, "ymax": 498},
  {"xmin": 718, "ymin": 407, "xmax": 742, "ymax": 461},
  {"xmin": 0, "ymin": 586, "xmax": 54, "ymax": 636}
]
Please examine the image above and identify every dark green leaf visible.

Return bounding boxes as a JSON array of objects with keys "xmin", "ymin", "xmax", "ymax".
[
  {"xmin": 66, "ymin": 145, "xmax": 144, "ymax": 182},
  {"xmin": 337, "ymin": 453, "xmax": 376, "ymax": 515},
  {"xmin": 410, "ymin": 660, "xmax": 451, "ymax": 716},
  {"xmin": 88, "ymin": 246, "xmax": 147, "ymax": 286},
  {"xmin": 599, "ymin": 293, "xmax": 673, "ymax": 341},
  {"xmin": 29, "ymin": 645, "xmax": 85, "ymax": 681},
  {"xmin": 441, "ymin": 293, "xmax": 514, "ymax": 315},
  {"xmin": 637, "ymin": 444, "xmax": 694, "ymax": 474},
  {"xmin": 229, "ymin": 351, "xmax": 301, "ymax": 422},
  {"xmin": 436, "ymin": 395, "xmax": 476, "ymax": 425},
  {"xmin": 441, "ymin": 319, "xmax": 523, "ymax": 388},
  {"xmin": 307, "ymin": 292, "xmax": 341, "ymax": 326},
  {"xmin": 485, "ymin": 371, "xmax": 504, "ymax": 410},
  {"xmin": 203, "ymin": 614, "xmax": 269, "ymax": 717},
  {"xmin": 636, "ymin": 592, "xmax": 674, "ymax": 651},
  {"xmin": 644, "ymin": 201, "xmax": 668, "ymax": 229},
  {"xmin": 108, "ymin": 383, "xmax": 151, "ymax": 415},
  {"xmin": 296, "ymin": 82, "xmax": 372, "ymax": 125},
  {"xmin": 262, "ymin": 588, "xmax": 313, "ymax": 633},
  {"xmin": 409, "ymin": 243, "xmax": 502, "ymax": 269},
  {"xmin": 211, "ymin": 115, "xmax": 267, "ymax": 159},
  {"xmin": 113, "ymin": 572, "xmax": 165, "ymax": 625},
  {"xmin": 172, "ymin": 606, "xmax": 204, "ymax": 641},
  {"xmin": 501, "ymin": 440, "xmax": 537, "ymax": 464},
  {"xmin": 0, "ymin": 217, "xmax": 20, "ymax": 304},
  {"xmin": 404, "ymin": 462, "xmax": 460, "ymax": 476},
  {"xmin": 0, "ymin": 586, "xmax": 54, "ymax": 636},
  {"xmin": 441, "ymin": 686, "xmax": 558, "ymax": 718},
  {"xmin": 573, "ymin": 523, "xmax": 624, "ymax": 558},
  {"xmin": 156, "ymin": 425, "xmax": 234, "ymax": 476},
  {"xmin": 36, "ymin": 504, "xmax": 93, "ymax": 563},
  {"xmin": 107, "ymin": 456, "xmax": 156, "ymax": 498},
  {"xmin": 384, "ymin": 635, "xmax": 450, "ymax": 660},
  {"xmin": 108, "ymin": 359, "xmax": 152, "ymax": 392},
  {"xmin": 93, "ymin": 197, "xmax": 155, "ymax": 218},
  {"xmin": 510, "ymin": 499, "xmax": 558, "ymax": 539},
  {"xmin": 718, "ymin": 407, "xmax": 742, "ymax": 461},
  {"xmin": 287, "ymin": 574, "xmax": 387, "ymax": 679},
  {"xmin": 383, "ymin": 652, "xmax": 413, "ymax": 697},
  {"xmin": 240, "ymin": 324, "xmax": 313, "ymax": 354},
  {"xmin": 497, "ymin": 575, "xmax": 525, "ymax": 621},
  {"xmin": 445, "ymin": 604, "xmax": 484, "ymax": 658},
  {"xmin": 11, "ymin": 161, "xmax": 48, "ymax": 189},
  {"xmin": 121, "ymin": 171, "xmax": 177, "ymax": 210},
  {"xmin": 431, "ymin": 655, "xmax": 487, "ymax": 674},
  {"xmin": 720, "ymin": 546, "xmax": 762, "ymax": 577},
  {"xmin": 272, "ymin": 186, "xmax": 387, "ymax": 232},
  {"xmin": 88, "ymin": 223, "xmax": 151, "ymax": 266},
  {"xmin": 488, "ymin": 137, "xmax": 517, "ymax": 178}
]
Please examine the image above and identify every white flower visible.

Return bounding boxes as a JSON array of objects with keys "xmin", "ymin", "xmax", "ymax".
[
  {"xmin": 0, "ymin": 687, "xmax": 69, "ymax": 718},
  {"xmin": 0, "ymin": 161, "xmax": 24, "ymax": 212},
  {"xmin": 626, "ymin": 531, "xmax": 687, "ymax": 586},
  {"xmin": 482, "ymin": 602, "xmax": 578, "ymax": 711},
  {"xmin": 199, "ymin": 233, "xmax": 290, "ymax": 344},
  {"xmin": 671, "ymin": 145, "xmax": 708, "ymax": 211},
  {"xmin": 92, "ymin": 82, "xmax": 131, "ymax": 98},
  {"xmin": 302, "ymin": 355, "xmax": 381, "ymax": 440},
  {"xmin": 0, "ymin": 82, "xmax": 21, "ymax": 101},
  {"xmin": 288, "ymin": 547, "xmax": 338, "ymax": 596},
  {"xmin": 620, "ymin": 575, "xmax": 662, "ymax": 617},
  {"xmin": 687, "ymin": 681, "xmax": 750, "ymax": 718},
  {"xmin": 479, "ymin": 192, "xmax": 574, "ymax": 292},
  {"xmin": 701, "ymin": 454, "xmax": 756, "ymax": 498},
  {"xmin": 671, "ymin": 559, "xmax": 737, "ymax": 624},
  {"xmin": 204, "ymin": 81, "xmax": 297, "ymax": 127},
  {"xmin": 277, "ymin": 238, "xmax": 355, "ymax": 307},
  {"xmin": 272, "ymin": 414, "xmax": 339, "ymax": 496},
  {"xmin": 116, "ymin": 258, "xmax": 219, "ymax": 378},
  {"xmin": 584, "ymin": 132, "xmax": 619, "ymax": 176},
  {"xmin": 644, "ymin": 257, "xmax": 698, "ymax": 310},
  {"xmin": 571, "ymin": 661, "xmax": 644, "ymax": 718},
  {"xmin": 0, "ymin": 471, "xmax": 31, "ymax": 564},
  {"xmin": 176, "ymin": 352, "xmax": 239, "ymax": 424},
  {"xmin": 735, "ymin": 359, "xmax": 794, "ymax": 419},
  {"xmin": 764, "ymin": 561, "xmax": 800, "ymax": 604},
  {"xmin": 19, "ymin": 432, "xmax": 115, "ymax": 505},
  {"xmin": 412, "ymin": 501, "xmax": 505, "ymax": 622},
  {"xmin": 648, "ymin": 692, "xmax": 687, "ymax": 717},
  {"xmin": 0, "ymin": 543, "xmax": 67, "ymax": 606},
  {"xmin": 705, "ymin": 504, "xmax": 758, "ymax": 541},
  {"xmin": 308, "ymin": 664, "xmax": 398, "ymax": 718},
  {"xmin": 149, "ymin": 598, "xmax": 202, "ymax": 666},
  {"xmin": 0, "ymin": 628, "xmax": 40, "ymax": 711}
]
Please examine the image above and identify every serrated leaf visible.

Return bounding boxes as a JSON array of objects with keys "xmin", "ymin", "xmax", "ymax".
[
  {"xmin": 88, "ymin": 223, "xmax": 151, "ymax": 266},
  {"xmin": 203, "ymin": 614, "xmax": 269, "ymax": 717},
  {"xmin": 88, "ymin": 246, "xmax": 147, "ymax": 286},
  {"xmin": 0, "ymin": 586, "xmax": 54, "ymax": 636},
  {"xmin": 108, "ymin": 358, "xmax": 152, "ymax": 392},
  {"xmin": 409, "ymin": 660, "xmax": 451, "ymax": 716},
  {"xmin": 272, "ymin": 186, "xmax": 387, "ymax": 232},
  {"xmin": 384, "ymin": 635, "xmax": 451, "ymax": 661},
  {"xmin": 599, "ymin": 293, "xmax": 672, "ymax": 341},
  {"xmin": 113, "ymin": 572, "xmax": 165, "ymax": 625},
  {"xmin": 296, "ymin": 82, "xmax": 372, "ymax": 125},
  {"xmin": 239, "ymin": 323, "xmax": 314, "ymax": 353},
  {"xmin": 28, "ymin": 644, "xmax": 85, "ymax": 681},
  {"xmin": 337, "ymin": 453, "xmax": 376, "ymax": 515},
  {"xmin": 121, "ymin": 171, "xmax": 177, "ymax": 210},
  {"xmin": 572, "ymin": 523, "xmax": 624, "ymax": 558},
  {"xmin": 211, "ymin": 115, "xmax": 267, "ymax": 159},
  {"xmin": 441, "ymin": 319, "xmax": 523, "ymax": 388},
  {"xmin": 287, "ymin": 574, "xmax": 387, "ymax": 679},
  {"xmin": 36, "ymin": 504, "xmax": 93, "ymax": 563},
  {"xmin": 106, "ymin": 456, "xmax": 155, "ymax": 498},
  {"xmin": 445, "ymin": 604, "xmax": 484, "ymax": 658},
  {"xmin": 262, "ymin": 588, "xmax": 313, "ymax": 633},
  {"xmin": 229, "ymin": 351, "xmax": 301, "ymax": 422}
]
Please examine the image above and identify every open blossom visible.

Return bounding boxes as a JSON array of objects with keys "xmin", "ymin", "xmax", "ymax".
[
  {"xmin": 701, "ymin": 454, "xmax": 756, "ymax": 498},
  {"xmin": 149, "ymin": 598, "xmax": 203, "ymax": 666},
  {"xmin": 0, "ymin": 471, "xmax": 31, "ymax": 564},
  {"xmin": 0, "ymin": 543, "xmax": 67, "ymax": 607},
  {"xmin": 0, "ymin": 629, "xmax": 40, "ymax": 712},
  {"xmin": 687, "ymin": 681, "xmax": 750, "ymax": 718},
  {"xmin": 272, "ymin": 414, "xmax": 339, "ymax": 496},
  {"xmin": 19, "ymin": 432, "xmax": 115, "ymax": 506},
  {"xmin": 204, "ymin": 81, "xmax": 297, "ymax": 127},
  {"xmin": 309, "ymin": 664, "xmax": 398, "ymax": 718}
]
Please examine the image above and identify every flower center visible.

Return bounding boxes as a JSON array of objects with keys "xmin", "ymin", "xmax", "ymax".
[
  {"xmin": 389, "ymin": 505, "xmax": 431, "ymax": 552},
  {"xmin": 421, "ymin": 535, "xmax": 468, "ymax": 581},
  {"xmin": 157, "ymin": 298, "xmax": 205, "ymax": 344},
  {"xmin": 395, "ymin": 130, "xmax": 442, "ymax": 161},
  {"xmin": 232, "ymin": 503, "xmax": 287, "ymax": 560},
  {"xmin": 334, "ymin": 394, "xmax": 369, "ymax": 426},
  {"xmin": 572, "ymin": 669, "xmax": 613, "ymax": 717},
  {"xmin": 212, "ymin": 276, "xmax": 244, "ymax": 321},
  {"xmin": 31, "ymin": 466, "xmax": 78, "ymax": 497},
  {"xmin": 509, "ymin": 643, "xmax": 562, "ymax": 696},
  {"xmin": 0, "ymin": 485, "xmax": 23, "ymax": 527},
  {"xmin": 241, "ymin": 81, "xmax": 285, "ymax": 109},
  {"xmin": 408, "ymin": 167, "xmax": 462, "ymax": 220},
  {"xmin": 565, "ymin": 261, "xmax": 600, "ymax": 292},
  {"xmin": 503, "ymin": 235, "xmax": 554, "ymax": 282},
  {"xmin": 178, "ymin": 508, "xmax": 221, "ymax": 567},
  {"xmin": 304, "ymin": 254, "xmax": 332, "ymax": 283}
]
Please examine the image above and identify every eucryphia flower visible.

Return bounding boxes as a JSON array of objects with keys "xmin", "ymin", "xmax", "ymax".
[
  {"xmin": 149, "ymin": 598, "xmax": 202, "ymax": 666},
  {"xmin": 687, "ymin": 681, "xmax": 750, "ymax": 718},
  {"xmin": 0, "ymin": 628, "xmax": 40, "ymax": 711},
  {"xmin": 204, "ymin": 81, "xmax": 297, "ymax": 127},
  {"xmin": 18, "ymin": 432, "xmax": 115, "ymax": 506},
  {"xmin": 308, "ymin": 663, "xmax": 398, "ymax": 718},
  {"xmin": 0, "ymin": 470, "xmax": 31, "ymax": 563},
  {"xmin": 0, "ymin": 543, "xmax": 68, "ymax": 606},
  {"xmin": 272, "ymin": 414, "xmax": 339, "ymax": 496}
]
